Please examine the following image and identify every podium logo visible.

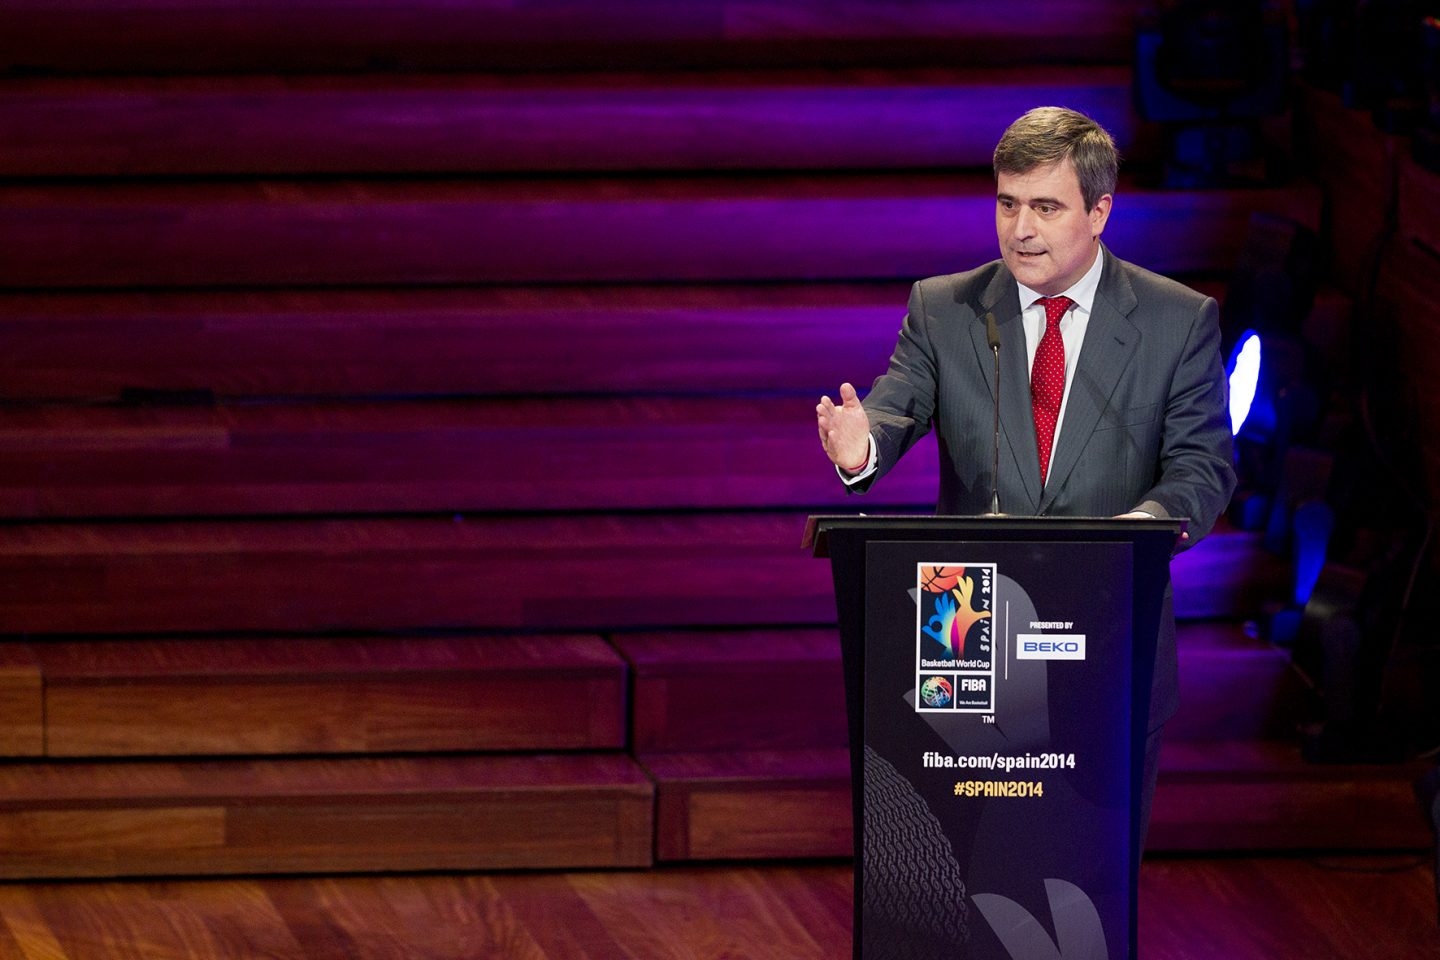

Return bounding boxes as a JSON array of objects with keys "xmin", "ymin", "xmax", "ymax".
[
  {"xmin": 919, "ymin": 675, "xmax": 954, "ymax": 708},
  {"xmin": 953, "ymin": 674, "xmax": 992, "ymax": 710},
  {"xmin": 917, "ymin": 563, "xmax": 995, "ymax": 667},
  {"xmin": 1016, "ymin": 634, "xmax": 1086, "ymax": 661},
  {"xmin": 916, "ymin": 561, "xmax": 996, "ymax": 713}
]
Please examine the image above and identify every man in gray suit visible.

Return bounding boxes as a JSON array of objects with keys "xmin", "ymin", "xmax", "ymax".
[{"xmin": 815, "ymin": 106, "xmax": 1236, "ymax": 840}]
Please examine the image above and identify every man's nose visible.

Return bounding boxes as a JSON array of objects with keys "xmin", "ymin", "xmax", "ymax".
[{"xmin": 1010, "ymin": 206, "xmax": 1037, "ymax": 240}]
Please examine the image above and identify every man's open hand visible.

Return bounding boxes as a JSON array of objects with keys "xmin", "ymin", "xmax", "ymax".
[{"xmin": 817, "ymin": 382, "xmax": 872, "ymax": 473}]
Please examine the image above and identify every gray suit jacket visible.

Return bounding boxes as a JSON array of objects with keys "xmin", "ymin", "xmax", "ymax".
[{"xmin": 853, "ymin": 245, "xmax": 1237, "ymax": 726}]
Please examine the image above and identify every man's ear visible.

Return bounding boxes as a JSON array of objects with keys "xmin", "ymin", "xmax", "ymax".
[{"xmin": 1090, "ymin": 194, "xmax": 1113, "ymax": 238}]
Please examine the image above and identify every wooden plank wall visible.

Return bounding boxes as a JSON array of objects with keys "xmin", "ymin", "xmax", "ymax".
[{"xmin": 0, "ymin": 0, "xmax": 1387, "ymax": 878}]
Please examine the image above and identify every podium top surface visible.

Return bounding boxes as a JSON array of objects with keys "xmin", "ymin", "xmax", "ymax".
[{"xmin": 802, "ymin": 513, "xmax": 1187, "ymax": 558}]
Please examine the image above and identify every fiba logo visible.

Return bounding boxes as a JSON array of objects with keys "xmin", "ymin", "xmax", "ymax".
[{"xmin": 919, "ymin": 676, "xmax": 953, "ymax": 708}]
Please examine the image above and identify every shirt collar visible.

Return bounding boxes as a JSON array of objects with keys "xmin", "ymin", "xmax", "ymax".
[{"xmin": 1016, "ymin": 244, "xmax": 1105, "ymax": 315}]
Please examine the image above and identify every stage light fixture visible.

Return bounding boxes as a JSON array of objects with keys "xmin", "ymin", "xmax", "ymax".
[{"xmin": 1227, "ymin": 329, "xmax": 1263, "ymax": 436}]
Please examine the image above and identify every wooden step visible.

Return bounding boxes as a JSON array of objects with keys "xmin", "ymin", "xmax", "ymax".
[
  {"xmin": 1150, "ymin": 741, "xmax": 1432, "ymax": 852},
  {"xmin": 0, "ymin": 68, "xmax": 1141, "ymax": 176},
  {"xmin": 0, "ymin": 397, "xmax": 939, "ymax": 518},
  {"xmin": 0, "ymin": 512, "xmax": 839, "ymax": 635},
  {"xmin": 0, "ymin": 753, "xmax": 654, "ymax": 879},
  {"xmin": 1169, "ymin": 622, "xmax": 1311, "ymax": 743},
  {"xmin": 0, "ymin": 644, "xmax": 42, "ymax": 757},
  {"xmin": 641, "ymin": 749, "xmax": 852, "ymax": 862},
  {"xmin": 0, "ymin": 513, "xmax": 1288, "ymax": 637},
  {"xmin": 0, "ymin": 176, "xmax": 1322, "ymax": 288},
  {"xmin": 0, "ymin": 283, "xmax": 912, "ymax": 400},
  {"xmin": 614, "ymin": 629, "xmax": 846, "ymax": 753},
  {"xmin": 0, "ymin": 0, "xmax": 1141, "ymax": 75},
  {"xmin": 0, "ymin": 282, "xmax": 1350, "ymax": 404},
  {"xmin": 26, "ymin": 634, "xmax": 626, "ymax": 757}
]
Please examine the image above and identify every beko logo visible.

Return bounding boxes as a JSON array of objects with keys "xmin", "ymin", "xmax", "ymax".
[{"xmin": 1015, "ymin": 634, "xmax": 1086, "ymax": 660}]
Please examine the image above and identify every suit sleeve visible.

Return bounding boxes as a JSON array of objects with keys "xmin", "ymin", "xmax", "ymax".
[
  {"xmin": 1133, "ymin": 295, "xmax": 1237, "ymax": 546},
  {"xmin": 846, "ymin": 282, "xmax": 942, "ymax": 494}
]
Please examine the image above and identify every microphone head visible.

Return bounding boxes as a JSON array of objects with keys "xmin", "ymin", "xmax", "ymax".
[{"xmin": 984, "ymin": 312, "xmax": 1001, "ymax": 351}]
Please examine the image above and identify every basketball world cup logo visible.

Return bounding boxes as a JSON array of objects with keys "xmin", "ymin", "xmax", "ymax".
[
  {"xmin": 918, "ymin": 564, "xmax": 995, "ymax": 669},
  {"xmin": 916, "ymin": 563, "xmax": 996, "ymax": 713}
]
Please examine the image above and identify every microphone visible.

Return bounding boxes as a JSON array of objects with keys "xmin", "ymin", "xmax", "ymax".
[{"xmin": 985, "ymin": 312, "xmax": 1003, "ymax": 516}]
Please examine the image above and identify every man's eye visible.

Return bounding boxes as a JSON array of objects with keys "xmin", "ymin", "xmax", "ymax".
[{"xmin": 1037, "ymin": 205, "xmax": 1056, "ymax": 215}]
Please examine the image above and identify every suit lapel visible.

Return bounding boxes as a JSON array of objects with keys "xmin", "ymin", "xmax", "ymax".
[
  {"xmin": 970, "ymin": 270, "xmax": 1041, "ymax": 513},
  {"xmin": 1040, "ymin": 247, "xmax": 1139, "ymax": 512}
]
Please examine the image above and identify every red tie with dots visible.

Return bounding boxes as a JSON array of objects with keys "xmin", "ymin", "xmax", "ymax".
[{"xmin": 1031, "ymin": 295, "xmax": 1072, "ymax": 487}]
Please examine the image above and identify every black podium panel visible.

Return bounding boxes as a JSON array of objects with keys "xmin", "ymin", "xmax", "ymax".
[{"xmin": 807, "ymin": 515, "xmax": 1181, "ymax": 960}]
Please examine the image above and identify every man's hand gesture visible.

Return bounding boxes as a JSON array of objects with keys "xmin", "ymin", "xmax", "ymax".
[{"xmin": 816, "ymin": 382, "xmax": 872, "ymax": 474}]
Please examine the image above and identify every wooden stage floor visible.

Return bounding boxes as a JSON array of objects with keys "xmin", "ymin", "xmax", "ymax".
[{"xmin": 0, "ymin": 854, "xmax": 1433, "ymax": 959}]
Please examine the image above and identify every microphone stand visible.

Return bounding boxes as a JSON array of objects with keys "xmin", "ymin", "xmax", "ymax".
[{"xmin": 985, "ymin": 312, "xmax": 1004, "ymax": 517}]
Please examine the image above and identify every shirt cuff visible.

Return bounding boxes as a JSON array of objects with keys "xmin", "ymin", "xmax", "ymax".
[{"xmin": 837, "ymin": 435, "xmax": 879, "ymax": 486}]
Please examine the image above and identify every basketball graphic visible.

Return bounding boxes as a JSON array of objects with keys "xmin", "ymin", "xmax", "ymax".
[
  {"xmin": 920, "ymin": 565, "xmax": 965, "ymax": 594},
  {"xmin": 919, "ymin": 676, "xmax": 954, "ymax": 708}
]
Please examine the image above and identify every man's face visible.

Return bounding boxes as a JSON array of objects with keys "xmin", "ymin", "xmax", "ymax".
[{"xmin": 995, "ymin": 160, "xmax": 1111, "ymax": 296}]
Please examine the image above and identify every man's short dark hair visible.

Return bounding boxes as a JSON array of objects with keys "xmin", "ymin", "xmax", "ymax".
[{"xmin": 993, "ymin": 107, "xmax": 1119, "ymax": 212}]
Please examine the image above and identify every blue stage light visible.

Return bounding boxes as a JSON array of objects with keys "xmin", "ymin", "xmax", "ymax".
[{"xmin": 1227, "ymin": 330, "xmax": 1262, "ymax": 435}]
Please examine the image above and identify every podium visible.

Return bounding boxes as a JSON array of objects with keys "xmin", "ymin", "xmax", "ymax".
[{"xmin": 805, "ymin": 515, "xmax": 1182, "ymax": 960}]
